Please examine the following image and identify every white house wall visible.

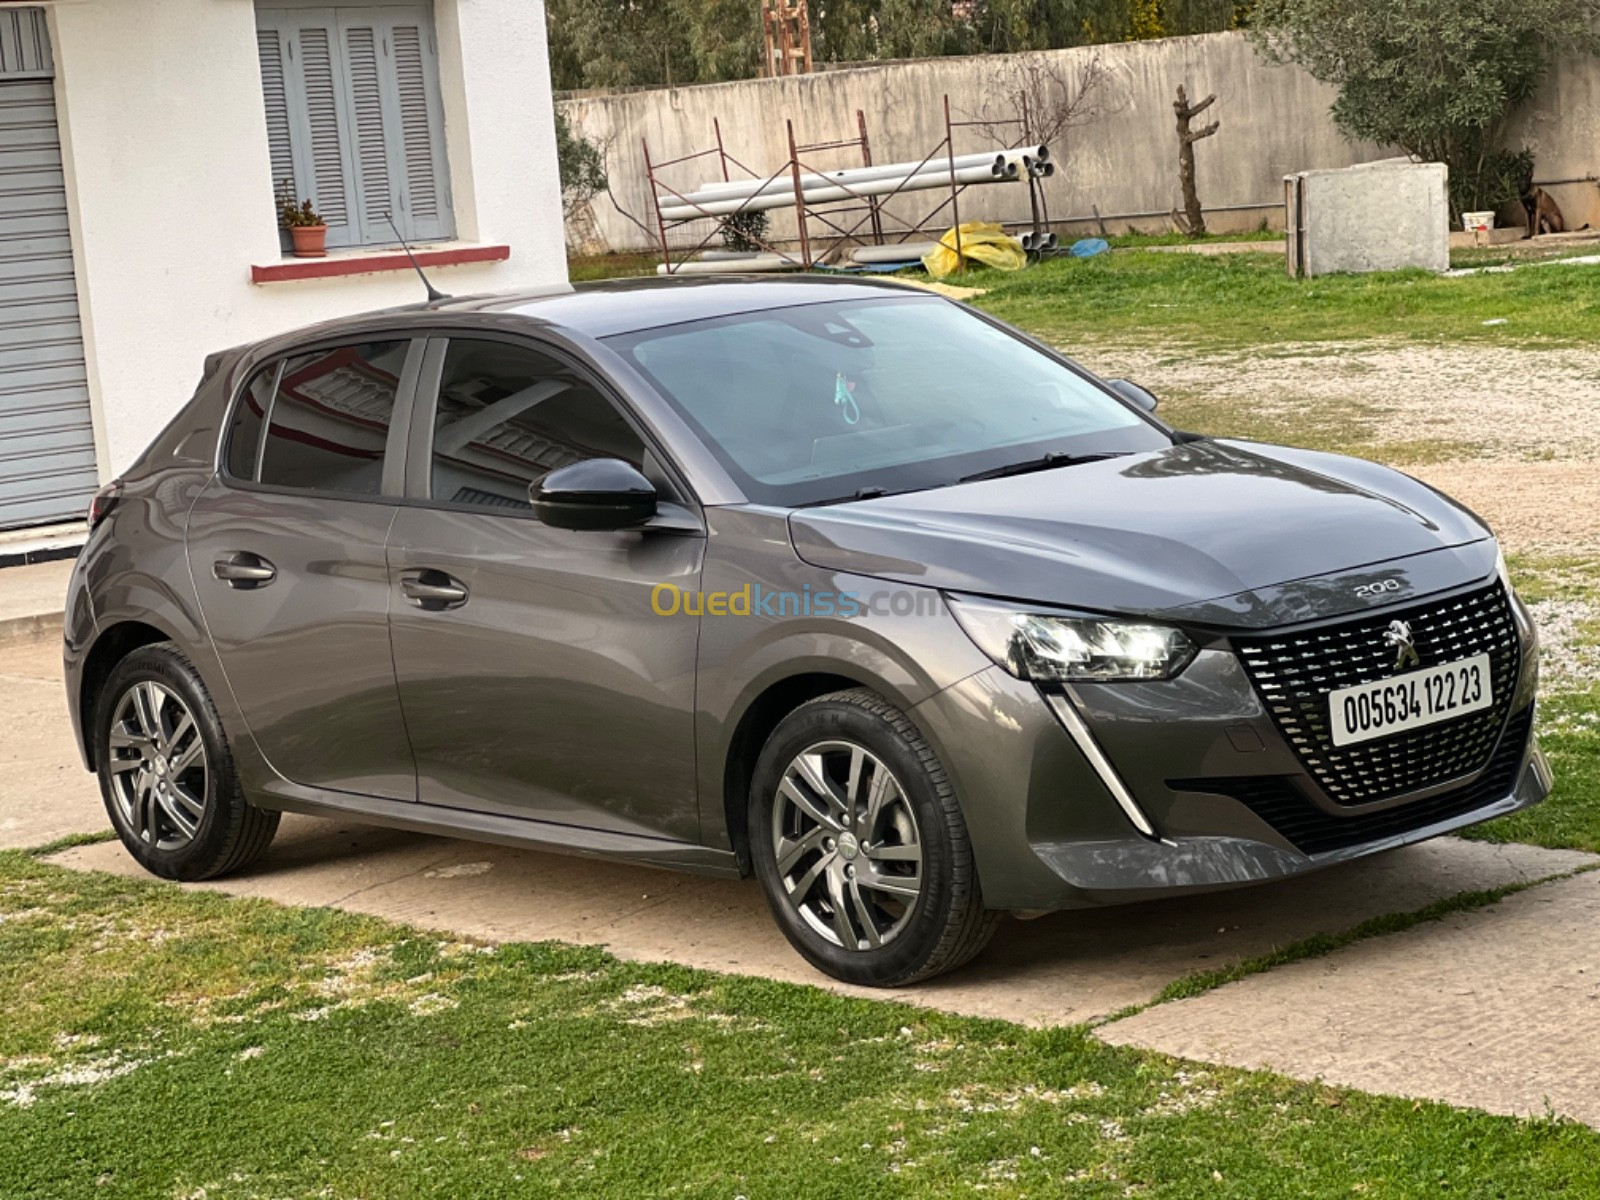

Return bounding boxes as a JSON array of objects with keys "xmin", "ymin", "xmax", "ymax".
[{"xmin": 48, "ymin": 0, "xmax": 566, "ymax": 477}]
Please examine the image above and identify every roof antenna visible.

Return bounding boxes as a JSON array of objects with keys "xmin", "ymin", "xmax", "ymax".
[{"xmin": 384, "ymin": 212, "xmax": 448, "ymax": 303}]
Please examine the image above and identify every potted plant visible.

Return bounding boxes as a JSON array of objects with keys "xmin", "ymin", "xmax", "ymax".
[{"xmin": 279, "ymin": 182, "xmax": 328, "ymax": 258}]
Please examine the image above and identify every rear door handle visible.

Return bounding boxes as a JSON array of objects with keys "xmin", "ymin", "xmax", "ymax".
[
  {"xmin": 401, "ymin": 570, "xmax": 468, "ymax": 610},
  {"xmin": 213, "ymin": 552, "xmax": 276, "ymax": 589}
]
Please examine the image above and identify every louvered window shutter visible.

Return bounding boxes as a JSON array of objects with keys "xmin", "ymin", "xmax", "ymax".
[
  {"xmin": 258, "ymin": 8, "xmax": 357, "ymax": 248},
  {"xmin": 256, "ymin": 4, "xmax": 452, "ymax": 250},
  {"xmin": 256, "ymin": 24, "xmax": 298, "ymax": 230},
  {"xmin": 385, "ymin": 14, "xmax": 451, "ymax": 241}
]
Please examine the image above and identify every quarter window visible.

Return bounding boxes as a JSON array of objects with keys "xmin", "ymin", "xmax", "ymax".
[
  {"xmin": 428, "ymin": 339, "xmax": 646, "ymax": 512},
  {"xmin": 224, "ymin": 363, "xmax": 277, "ymax": 480},
  {"xmin": 255, "ymin": 2, "xmax": 453, "ymax": 250},
  {"xmin": 230, "ymin": 340, "xmax": 408, "ymax": 496}
]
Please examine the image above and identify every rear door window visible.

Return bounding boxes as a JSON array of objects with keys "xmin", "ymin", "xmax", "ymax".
[{"xmin": 225, "ymin": 340, "xmax": 412, "ymax": 496}]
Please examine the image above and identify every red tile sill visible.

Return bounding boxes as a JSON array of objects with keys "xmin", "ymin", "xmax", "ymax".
[{"xmin": 251, "ymin": 243, "xmax": 510, "ymax": 284}]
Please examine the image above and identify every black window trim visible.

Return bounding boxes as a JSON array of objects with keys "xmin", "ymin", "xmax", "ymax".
[
  {"xmin": 215, "ymin": 333, "xmax": 426, "ymax": 506},
  {"xmin": 397, "ymin": 329, "xmax": 703, "ymax": 524}
]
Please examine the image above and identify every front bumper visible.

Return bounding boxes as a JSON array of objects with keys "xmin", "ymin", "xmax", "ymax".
[{"xmin": 911, "ymin": 588, "xmax": 1546, "ymax": 912}]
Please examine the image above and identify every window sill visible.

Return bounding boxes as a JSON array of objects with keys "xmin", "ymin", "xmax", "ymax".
[{"xmin": 250, "ymin": 243, "xmax": 511, "ymax": 285}]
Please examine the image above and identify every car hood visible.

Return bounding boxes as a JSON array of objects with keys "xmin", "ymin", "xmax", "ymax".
[{"xmin": 788, "ymin": 439, "xmax": 1493, "ymax": 626}]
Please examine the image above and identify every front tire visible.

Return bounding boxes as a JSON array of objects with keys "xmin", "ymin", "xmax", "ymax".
[
  {"xmin": 748, "ymin": 689, "xmax": 999, "ymax": 986},
  {"xmin": 96, "ymin": 642, "xmax": 278, "ymax": 881}
]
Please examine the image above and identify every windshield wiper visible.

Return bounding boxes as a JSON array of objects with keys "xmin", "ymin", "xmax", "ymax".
[
  {"xmin": 958, "ymin": 451, "xmax": 1130, "ymax": 485},
  {"xmin": 797, "ymin": 484, "xmax": 931, "ymax": 508}
]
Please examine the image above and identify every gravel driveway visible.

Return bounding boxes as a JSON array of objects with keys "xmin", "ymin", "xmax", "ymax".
[{"xmin": 1087, "ymin": 342, "xmax": 1600, "ymax": 554}]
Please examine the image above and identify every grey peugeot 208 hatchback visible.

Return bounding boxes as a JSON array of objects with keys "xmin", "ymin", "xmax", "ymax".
[{"xmin": 64, "ymin": 276, "xmax": 1548, "ymax": 987}]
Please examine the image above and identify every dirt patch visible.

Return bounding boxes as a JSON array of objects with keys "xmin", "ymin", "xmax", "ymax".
[
  {"xmin": 1075, "ymin": 341, "xmax": 1600, "ymax": 553},
  {"xmin": 1090, "ymin": 342, "xmax": 1600, "ymax": 463},
  {"xmin": 1408, "ymin": 461, "xmax": 1600, "ymax": 556}
]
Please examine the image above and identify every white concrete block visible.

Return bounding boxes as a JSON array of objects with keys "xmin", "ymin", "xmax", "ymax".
[{"xmin": 1288, "ymin": 160, "xmax": 1450, "ymax": 277}]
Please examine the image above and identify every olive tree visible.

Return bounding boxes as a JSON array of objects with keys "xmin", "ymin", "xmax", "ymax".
[
  {"xmin": 555, "ymin": 110, "xmax": 608, "ymax": 218},
  {"xmin": 1251, "ymin": 0, "xmax": 1600, "ymax": 216}
]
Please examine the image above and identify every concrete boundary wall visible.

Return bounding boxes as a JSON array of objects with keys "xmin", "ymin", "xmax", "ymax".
[{"xmin": 559, "ymin": 31, "xmax": 1599, "ymax": 255}]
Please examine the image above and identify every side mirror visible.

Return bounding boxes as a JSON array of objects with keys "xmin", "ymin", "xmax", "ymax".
[
  {"xmin": 530, "ymin": 458, "xmax": 656, "ymax": 531},
  {"xmin": 1106, "ymin": 379, "xmax": 1159, "ymax": 413}
]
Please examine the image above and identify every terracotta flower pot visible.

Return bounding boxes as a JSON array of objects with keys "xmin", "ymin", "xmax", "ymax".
[{"xmin": 290, "ymin": 224, "xmax": 329, "ymax": 258}]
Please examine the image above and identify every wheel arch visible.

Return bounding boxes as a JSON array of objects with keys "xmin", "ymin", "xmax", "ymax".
[
  {"xmin": 720, "ymin": 670, "xmax": 868, "ymax": 875},
  {"xmin": 77, "ymin": 619, "xmax": 179, "ymax": 770}
]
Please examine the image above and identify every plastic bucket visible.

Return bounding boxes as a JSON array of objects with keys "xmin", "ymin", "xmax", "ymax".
[{"xmin": 1462, "ymin": 211, "xmax": 1495, "ymax": 233}]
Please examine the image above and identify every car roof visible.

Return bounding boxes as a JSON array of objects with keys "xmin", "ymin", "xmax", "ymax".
[
  {"xmin": 278, "ymin": 275, "xmax": 944, "ymax": 346},
  {"xmin": 490, "ymin": 275, "xmax": 943, "ymax": 337}
]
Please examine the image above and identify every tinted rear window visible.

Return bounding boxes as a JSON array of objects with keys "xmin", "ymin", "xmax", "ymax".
[
  {"xmin": 228, "ymin": 340, "xmax": 409, "ymax": 496},
  {"xmin": 224, "ymin": 363, "xmax": 276, "ymax": 480}
]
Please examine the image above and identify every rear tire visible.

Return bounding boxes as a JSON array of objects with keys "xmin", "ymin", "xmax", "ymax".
[
  {"xmin": 748, "ymin": 688, "xmax": 998, "ymax": 986},
  {"xmin": 96, "ymin": 642, "xmax": 278, "ymax": 881}
]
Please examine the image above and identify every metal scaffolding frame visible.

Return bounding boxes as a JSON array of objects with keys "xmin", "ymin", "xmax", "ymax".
[{"xmin": 643, "ymin": 98, "xmax": 1054, "ymax": 275}]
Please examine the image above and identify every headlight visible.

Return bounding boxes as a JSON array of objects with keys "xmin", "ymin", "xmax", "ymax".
[
  {"xmin": 947, "ymin": 595, "xmax": 1197, "ymax": 682},
  {"xmin": 1494, "ymin": 541, "xmax": 1536, "ymax": 642}
]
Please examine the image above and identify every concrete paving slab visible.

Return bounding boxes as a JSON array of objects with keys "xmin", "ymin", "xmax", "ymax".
[
  {"xmin": 0, "ymin": 633, "xmax": 107, "ymax": 849},
  {"xmin": 52, "ymin": 818, "xmax": 1592, "ymax": 1026},
  {"xmin": 0, "ymin": 558, "xmax": 72, "ymax": 639},
  {"xmin": 1099, "ymin": 868, "xmax": 1600, "ymax": 1126}
]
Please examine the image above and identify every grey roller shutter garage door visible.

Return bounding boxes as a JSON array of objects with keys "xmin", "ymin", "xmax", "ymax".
[{"xmin": 0, "ymin": 11, "xmax": 95, "ymax": 531}]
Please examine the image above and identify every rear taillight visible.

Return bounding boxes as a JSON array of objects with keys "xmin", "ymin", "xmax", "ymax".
[{"xmin": 87, "ymin": 481, "xmax": 121, "ymax": 530}]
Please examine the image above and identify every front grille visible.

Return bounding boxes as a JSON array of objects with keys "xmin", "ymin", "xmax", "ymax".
[
  {"xmin": 1172, "ymin": 705, "xmax": 1534, "ymax": 856},
  {"xmin": 1234, "ymin": 583, "xmax": 1520, "ymax": 805}
]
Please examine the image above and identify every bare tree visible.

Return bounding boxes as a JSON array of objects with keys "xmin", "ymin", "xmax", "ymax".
[
  {"xmin": 968, "ymin": 53, "xmax": 1117, "ymax": 149},
  {"xmin": 1172, "ymin": 84, "xmax": 1219, "ymax": 235}
]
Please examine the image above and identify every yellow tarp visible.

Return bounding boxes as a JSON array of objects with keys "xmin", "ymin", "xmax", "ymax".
[{"xmin": 921, "ymin": 222, "xmax": 1026, "ymax": 279}]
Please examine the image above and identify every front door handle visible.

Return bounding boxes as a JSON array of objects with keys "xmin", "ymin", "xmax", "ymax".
[
  {"xmin": 213, "ymin": 552, "xmax": 276, "ymax": 589},
  {"xmin": 401, "ymin": 570, "xmax": 468, "ymax": 610}
]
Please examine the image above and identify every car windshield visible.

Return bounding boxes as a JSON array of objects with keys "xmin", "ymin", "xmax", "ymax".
[{"xmin": 604, "ymin": 295, "xmax": 1173, "ymax": 506}]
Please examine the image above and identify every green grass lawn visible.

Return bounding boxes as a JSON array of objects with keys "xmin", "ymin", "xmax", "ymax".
[
  {"xmin": 568, "ymin": 240, "xmax": 1600, "ymax": 356},
  {"xmin": 565, "ymin": 251, "xmax": 657, "ymax": 282},
  {"xmin": 1468, "ymin": 685, "xmax": 1600, "ymax": 853},
  {"xmin": 970, "ymin": 250, "xmax": 1600, "ymax": 351},
  {"xmin": 1456, "ymin": 556, "xmax": 1600, "ymax": 855},
  {"xmin": 1142, "ymin": 382, "xmax": 1487, "ymax": 468},
  {"xmin": 4, "ymin": 851, "xmax": 1600, "ymax": 1200}
]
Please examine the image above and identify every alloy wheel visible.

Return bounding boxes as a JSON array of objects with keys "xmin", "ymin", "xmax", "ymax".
[
  {"xmin": 106, "ymin": 680, "xmax": 208, "ymax": 851},
  {"xmin": 770, "ymin": 739, "xmax": 924, "ymax": 950}
]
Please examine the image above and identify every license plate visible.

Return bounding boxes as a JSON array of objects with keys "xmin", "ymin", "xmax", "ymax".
[{"xmin": 1329, "ymin": 653, "xmax": 1493, "ymax": 747}]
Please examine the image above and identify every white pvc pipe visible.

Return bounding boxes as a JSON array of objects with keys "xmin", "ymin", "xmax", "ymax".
[
  {"xmin": 661, "ymin": 160, "xmax": 1008, "ymax": 214},
  {"xmin": 675, "ymin": 146, "xmax": 1051, "ymax": 208},
  {"xmin": 684, "ymin": 152, "xmax": 1010, "ymax": 201},
  {"xmin": 850, "ymin": 241, "xmax": 939, "ymax": 264},
  {"xmin": 656, "ymin": 253, "xmax": 803, "ymax": 276},
  {"xmin": 658, "ymin": 162, "xmax": 1020, "ymax": 221}
]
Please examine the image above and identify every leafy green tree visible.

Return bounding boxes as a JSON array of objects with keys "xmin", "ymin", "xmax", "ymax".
[
  {"xmin": 1251, "ymin": 0, "xmax": 1600, "ymax": 215},
  {"xmin": 683, "ymin": 0, "xmax": 765, "ymax": 80},
  {"xmin": 1164, "ymin": 0, "xmax": 1253, "ymax": 33},
  {"xmin": 972, "ymin": 0, "xmax": 1136, "ymax": 51},
  {"xmin": 544, "ymin": 0, "xmax": 1248, "ymax": 91},
  {"xmin": 555, "ymin": 109, "xmax": 608, "ymax": 215},
  {"xmin": 545, "ymin": 0, "xmax": 693, "ymax": 90}
]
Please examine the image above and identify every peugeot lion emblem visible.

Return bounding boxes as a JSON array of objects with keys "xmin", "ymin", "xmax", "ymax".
[{"xmin": 1384, "ymin": 619, "xmax": 1421, "ymax": 671}]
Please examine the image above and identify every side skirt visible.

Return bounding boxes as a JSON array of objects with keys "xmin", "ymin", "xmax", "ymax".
[{"xmin": 252, "ymin": 785, "xmax": 744, "ymax": 879}]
